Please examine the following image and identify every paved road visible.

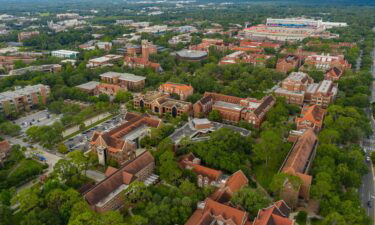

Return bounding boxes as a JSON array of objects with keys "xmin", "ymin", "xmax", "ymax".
[{"xmin": 360, "ymin": 43, "xmax": 375, "ymax": 222}]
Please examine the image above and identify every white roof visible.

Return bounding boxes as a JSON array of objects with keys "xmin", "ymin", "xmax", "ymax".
[
  {"xmin": 100, "ymin": 72, "xmax": 146, "ymax": 82},
  {"xmin": 52, "ymin": 49, "xmax": 79, "ymax": 54}
]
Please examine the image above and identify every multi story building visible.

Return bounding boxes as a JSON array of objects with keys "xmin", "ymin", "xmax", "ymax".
[
  {"xmin": 295, "ymin": 105, "xmax": 326, "ymax": 133},
  {"xmin": 84, "ymin": 150, "xmax": 157, "ymax": 212},
  {"xmin": 190, "ymin": 39, "xmax": 228, "ymax": 52},
  {"xmin": 99, "ymin": 72, "xmax": 146, "ymax": 91},
  {"xmin": 51, "ymin": 50, "xmax": 79, "ymax": 59},
  {"xmin": 96, "ymin": 42, "xmax": 112, "ymax": 51},
  {"xmin": 302, "ymin": 53, "xmax": 351, "ymax": 71},
  {"xmin": 133, "ymin": 91, "xmax": 193, "ymax": 117},
  {"xmin": 158, "ymin": 82, "xmax": 194, "ymax": 100},
  {"xmin": 76, "ymin": 81, "xmax": 125, "ymax": 97},
  {"xmin": 18, "ymin": 31, "xmax": 39, "ymax": 42},
  {"xmin": 0, "ymin": 55, "xmax": 36, "ymax": 71},
  {"xmin": 179, "ymin": 153, "xmax": 223, "ymax": 187},
  {"xmin": 276, "ymin": 55, "xmax": 300, "ymax": 73},
  {"xmin": 90, "ymin": 112, "xmax": 161, "ymax": 166},
  {"xmin": 185, "ymin": 170, "xmax": 249, "ymax": 225},
  {"xmin": 124, "ymin": 40, "xmax": 161, "ymax": 72},
  {"xmin": 274, "ymin": 72, "xmax": 313, "ymax": 105},
  {"xmin": 252, "ymin": 200, "xmax": 295, "ymax": 225},
  {"xmin": 230, "ymin": 40, "xmax": 281, "ymax": 52},
  {"xmin": 86, "ymin": 55, "xmax": 122, "ymax": 68},
  {"xmin": 193, "ymin": 92, "xmax": 275, "ymax": 128},
  {"xmin": 9, "ymin": 64, "xmax": 62, "ymax": 76},
  {"xmin": 280, "ymin": 129, "xmax": 317, "ymax": 208},
  {"xmin": 219, "ymin": 51, "xmax": 272, "ymax": 66},
  {"xmin": 0, "ymin": 140, "xmax": 11, "ymax": 167},
  {"xmin": 305, "ymin": 80, "xmax": 338, "ymax": 108},
  {"xmin": 325, "ymin": 67, "xmax": 343, "ymax": 81},
  {"xmin": 0, "ymin": 84, "xmax": 50, "ymax": 115}
]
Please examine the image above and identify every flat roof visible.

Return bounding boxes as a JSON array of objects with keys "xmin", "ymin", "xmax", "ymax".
[
  {"xmin": 52, "ymin": 49, "xmax": 79, "ymax": 54},
  {"xmin": 176, "ymin": 49, "xmax": 207, "ymax": 58},
  {"xmin": 76, "ymin": 81, "xmax": 100, "ymax": 90},
  {"xmin": 0, "ymin": 84, "xmax": 48, "ymax": 101},
  {"xmin": 100, "ymin": 72, "xmax": 146, "ymax": 82},
  {"xmin": 214, "ymin": 101, "xmax": 244, "ymax": 111}
]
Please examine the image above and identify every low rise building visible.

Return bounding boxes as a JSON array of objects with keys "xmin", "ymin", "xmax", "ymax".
[
  {"xmin": 295, "ymin": 105, "xmax": 325, "ymax": 133},
  {"xmin": 175, "ymin": 49, "xmax": 208, "ymax": 61},
  {"xmin": 51, "ymin": 50, "xmax": 79, "ymax": 59},
  {"xmin": 9, "ymin": 64, "xmax": 62, "ymax": 76},
  {"xmin": 18, "ymin": 31, "xmax": 39, "ymax": 42},
  {"xmin": 252, "ymin": 200, "xmax": 295, "ymax": 225},
  {"xmin": 0, "ymin": 55, "xmax": 36, "ymax": 71},
  {"xmin": 90, "ymin": 112, "xmax": 161, "ymax": 166},
  {"xmin": 76, "ymin": 81, "xmax": 125, "ymax": 97},
  {"xmin": 0, "ymin": 84, "xmax": 50, "ymax": 115},
  {"xmin": 280, "ymin": 129, "xmax": 317, "ymax": 208},
  {"xmin": 84, "ymin": 150, "xmax": 156, "ymax": 212},
  {"xmin": 179, "ymin": 153, "xmax": 223, "ymax": 187},
  {"xmin": 134, "ymin": 91, "xmax": 192, "ymax": 117},
  {"xmin": 302, "ymin": 53, "xmax": 351, "ymax": 71},
  {"xmin": 276, "ymin": 55, "xmax": 300, "ymax": 73},
  {"xmin": 86, "ymin": 55, "xmax": 122, "ymax": 68},
  {"xmin": 96, "ymin": 42, "xmax": 112, "ymax": 51},
  {"xmin": 190, "ymin": 38, "xmax": 228, "ymax": 52},
  {"xmin": 193, "ymin": 92, "xmax": 275, "ymax": 128},
  {"xmin": 325, "ymin": 67, "xmax": 343, "ymax": 81},
  {"xmin": 99, "ymin": 72, "xmax": 145, "ymax": 91},
  {"xmin": 158, "ymin": 82, "xmax": 194, "ymax": 100}
]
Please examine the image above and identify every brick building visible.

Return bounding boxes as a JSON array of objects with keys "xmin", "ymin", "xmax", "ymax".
[
  {"xmin": 133, "ymin": 91, "xmax": 192, "ymax": 117},
  {"xmin": 179, "ymin": 153, "xmax": 223, "ymax": 187},
  {"xmin": 252, "ymin": 200, "xmax": 295, "ymax": 225},
  {"xmin": 99, "ymin": 72, "xmax": 145, "ymax": 91},
  {"xmin": 0, "ymin": 55, "xmax": 36, "ymax": 71},
  {"xmin": 0, "ymin": 140, "xmax": 11, "ymax": 167},
  {"xmin": 87, "ymin": 54, "xmax": 122, "ymax": 68},
  {"xmin": 0, "ymin": 84, "xmax": 50, "ymax": 115},
  {"xmin": 302, "ymin": 53, "xmax": 351, "ymax": 72},
  {"xmin": 190, "ymin": 38, "xmax": 228, "ymax": 52},
  {"xmin": 84, "ymin": 151, "xmax": 156, "ymax": 212},
  {"xmin": 305, "ymin": 80, "xmax": 338, "ymax": 108},
  {"xmin": 295, "ymin": 105, "xmax": 325, "ymax": 133},
  {"xmin": 274, "ymin": 72, "xmax": 313, "ymax": 105},
  {"xmin": 90, "ymin": 112, "xmax": 161, "ymax": 166},
  {"xmin": 324, "ymin": 67, "xmax": 343, "ymax": 81},
  {"xmin": 276, "ymin": 55, "xmax": 300, "ymax": 73},
  {"xmin": 18, "ymin": 31, "xmax": 39, "ymax": 42},
  {"xmin": 280, "ymin": 129, "xmax": 318, "ymax": 208},
  {"xmin": 185, "ymin": 170, "xmax": 250, "ymax": 225},
  {"xmin": 219, "ymin": 51, "xmax": 272, "ymax": 66},
  {"xmin": 193, "ymin": 92, "xmax": 275, "ymax": 128},
  {"xmin": 124, "ymin": 40, "xmax": 161, "ymax": 72},
  {"xmin": 158, "ymin": 82, "xmax": 194, "ymax": 100},
  {"xmin": 230, "ymin": 40, "xmax": 281, "ymax": 53}
]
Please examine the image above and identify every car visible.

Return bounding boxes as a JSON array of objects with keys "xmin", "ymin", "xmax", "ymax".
[
  {"xmin": 368, "ymin": 200, "xmax": 372, "ymax": 208},
  {"xmin": 366, "ymin": 156, "xmax": 371, "ymax": 162}
]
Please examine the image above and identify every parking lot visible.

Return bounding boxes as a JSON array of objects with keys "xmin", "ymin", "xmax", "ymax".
[
  {"xmin": 64, "ymin": 115, "xmax": 123, "ymax": 152},
  {"xmin": 15, "ymin": 110, "xmax": 61, "ymax": 132}
]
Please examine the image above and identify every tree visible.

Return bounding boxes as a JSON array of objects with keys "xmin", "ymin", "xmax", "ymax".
[
  {"xmin": 58, "ymin": 143, "xmax": 69, "ymax": 154},
  {"xmin": 131, "ymin": 215, "xmax": 149, "ymax": 225},
  {"xmin": 231, "ymin": 187, "xmax": 271, "ymax": 216},
  {"xmin": 159, "ymin": 150, "xmax": 182, "ymax": 183},
  {"xmin": 0, "ymin": 121, "xmax": 21, "ymax": 136},
  {"xmin": 114, "ymin": 91, "xmax": 132, "ymax": 103},
  {"xmin": 208, "ymin": 110, "xmax": 222, "ymax": 122},
  {"xmin": 12, "ymin": 187, "xmax": 39, "ymax": 212},
  {"xmin": 253, "ymin": 130, "xmax": 283, "ymax": 170},
  {"xmin": 98, "ymin": 94, "xmax": 110, "ymax": 102}
]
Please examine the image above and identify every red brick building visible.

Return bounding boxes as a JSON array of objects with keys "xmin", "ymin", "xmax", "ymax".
[
  {"xmin": 302, "ymin": 53, "xmax": 351, "ymax": 72},
  {"xmin": 134, "ymin": 91, "xmax": 193, "ymax": 117},
  {"xmin": 159, "ymin": 82, "xmax": 194, "ymax": 100},
  {"xmin": 179, "ymin": 153, "xmax": 223, "ymax": 187},
  {"xmin": 276, "ymin": 55, "xmax": 300, "ymax": 73},
  {"xmin": 90, "ymin": 112, "xmax": 161, "ymax": 166},
  {"xmin": 185, "ymin": 170, "xmax": 250, "ymax": 225},
  {"xmin": 0, "ymin": 140, "xmax": 11, "ymax": 167},
  {"xmin": 274, "ymin": 72, "xmax": 313, "ymax": 105},
  {"xmin": 190, "ymin": 39, "xmax": 229, "ymax": 52},
  {"xmin": 305, "ymin": 80, "xmax": 338, "ymax": 108},
  {"xmin": 194, "ymin": 92, "xmax": 275, "ymax": 127},
  {"xmin": 280, "ymin": 129, "xmax": 318, "ymax": 208},
  {"xmin": 324, "ymin": 67, "xmax": 343, "ymax": 81},
  {"xmin": 124, "ymin": 40, "xmax": 162, "ymax": 72},
  {"xmin": 252, "ymin": 200, "xmax": 295, "ymax": 225},
  {"xmin": 84, "ymin": 151, "xmax": 156, "ymax": 212},
  {"xmin": 100, "ymin": 72, "xmax": 146, "ymax": 91},
  {"xmin": 295, "ymin": 105, "xmax": 326, "ymax": 133}
]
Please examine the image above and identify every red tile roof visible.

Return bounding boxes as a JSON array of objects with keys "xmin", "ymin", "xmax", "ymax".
[
  {"xmin": 0, "ymin": 140, "xmax": 10, "ymax": 155},
  {"xmin": 252, "ymin": 200, "xmax": 294, "ymax": 225},
  {"xmin": 211, "ymin": 170, "xmax": 249, "ymax": 202}
]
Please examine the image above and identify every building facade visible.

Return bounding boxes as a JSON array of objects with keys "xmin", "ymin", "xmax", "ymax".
[
  {"xmin": 158, "ymin": 82, "xmax": 194, "ymax": 100},
  {"xmin": 274, "ymin": 72, "xmax": 313, "ymax": 105},
  {"xmin": 193, "ymin": 92, "xmax": 275, "ymax": 128},
  {"xmin": 134, "ymin": 91, "xmax": 193, "ymax": 117},
  {"xmin": 295, "ymin": 105, "xmax": 326, "ymax": 133},
  {"xmin": 276, "ymin": 55, "xmax": 300, "ymax": 73},
  {"xmin": 99, "ymin": 72, "xmax": 146, "ymax": 91},
  {"xmin": 0, "ymin": 84, "xmax": 50, "ymax": 115}
]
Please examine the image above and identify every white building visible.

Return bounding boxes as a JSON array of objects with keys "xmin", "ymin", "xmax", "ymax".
[{"xmin": 51, "ymin": 50, "xmax": 79, "ymax": 59}]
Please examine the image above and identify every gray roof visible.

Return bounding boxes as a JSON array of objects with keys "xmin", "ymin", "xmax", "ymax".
[
  {"xmin": 0, "ymin": 84, "xmax": 49, "ymax": 102},
  {"xmin": 99, "ymin": 72, "xmax": 146, "ymax": 82},
  {"xmin": 76, "ymin": 81, "xmax": 100, "ymax": 90},
  {"xmin": 214, "ymin": 101, "xmax": 244, "ymax": 111},
  {"xmin": 176, "ymin": 49, "xmax": 207, "ymax": 59}
]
